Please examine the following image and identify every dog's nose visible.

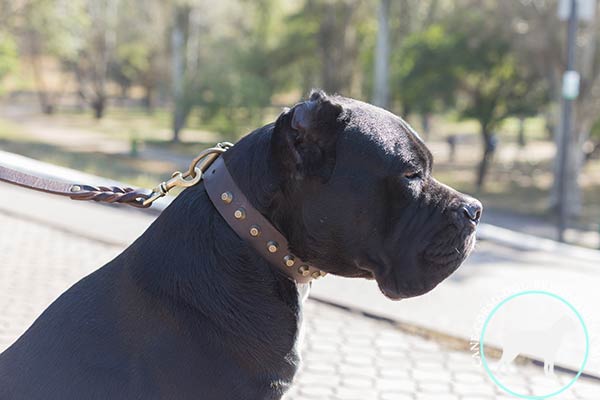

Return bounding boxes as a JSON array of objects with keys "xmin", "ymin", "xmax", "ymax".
[{"xmin": 462, "ymin": 200, "xmax": 483, "ymax": 224}]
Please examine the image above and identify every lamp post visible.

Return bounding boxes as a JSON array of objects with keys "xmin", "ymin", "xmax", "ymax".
[{"xmin": 557, "ymin": 0, "xmax": 579, "ymax": 242}]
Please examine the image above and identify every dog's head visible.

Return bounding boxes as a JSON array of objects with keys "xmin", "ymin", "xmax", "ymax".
[{"xmin": 269, "ymin": 90, "xmax": 481, "ymax": 300}]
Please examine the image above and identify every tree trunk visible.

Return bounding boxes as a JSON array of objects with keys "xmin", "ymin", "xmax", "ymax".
[
  {"xmin": 550, "ymin": 101, "xmax": 587, "ymax": 218},
  {"xmin": 37, "ymin": 91, "xmax": 55, "ymax": 114},
  {"xmin": 143, "ymin": 85, "xmax": 155, "ymax": 113},
  {"xmin": 476, "ymin": 127, "xmax": 494, "ymax": 191},
  {"xmin": 556, "ymin": 130, "xmax": 585, "ymax": 217},
  {"xmin": 92, "ymin": 96, "xmax": 106, "ymax": 119},
  {"xmin": 422, "ymin": 113, "xmax": 431, "ymax": 140},
  {"xmin": 28, "ymin": 41, "xmax": 55, "ymax": 114},
  {"xmin": 172, "ymin": 105, "xmax": 187, "ymax": 142},
  {"xmin": 517, "ymin": 116, "xmax": 526, "ymax": 147},
  {"xmin": 120, "ymin": 84, "xmax": 129, "ymax": 101},
  {"xmin": 171, "ymin": 5, "xmax": 190, "ymax": 143},
  {"xmin": 566, "ymin": 134, "xmax": 584, "ymax": 215},
  {"xmin": 373, "ymin": 0, "xmax": 390, "ymax": 108},
  {"xmin": 318, "ymin": 1, "xmax": 357, "ymax": 94}
]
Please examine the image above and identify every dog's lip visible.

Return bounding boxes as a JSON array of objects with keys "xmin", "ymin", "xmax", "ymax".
[
  {"xmin": 353, "ymin": 261, "xmax": 376, "ymax": 280},
  {"xmin": 376, "ymin": 275, "xmax": 440, "ymax": 300},
  {"xmin": 379, "ymin": 286, "xmax": 405, "ymax": 301},
  {"xmin": 372, "ymin": 265, "xmax": 423, "ymax": 300},
  {"xmin": 466, "ymin": 220, "xmax": 479, "ymax": 231}
]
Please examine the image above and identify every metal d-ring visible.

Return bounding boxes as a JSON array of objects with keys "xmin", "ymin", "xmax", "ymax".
[{"xmin": 184, "ymin": 142, "xmax": 233, "ymax": 179}]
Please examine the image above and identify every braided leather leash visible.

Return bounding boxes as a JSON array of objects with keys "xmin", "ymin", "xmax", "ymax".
[
  {"xmin": 0, "ymin": 141, "xmax": 326, "ymax": 283},
  {"xmin": 0, "ymin": 165, "xmax": 151, "ymax": 208},
  {"xmin": 0, "ymin": 142, "xmax": 233, "ymax": 209}
]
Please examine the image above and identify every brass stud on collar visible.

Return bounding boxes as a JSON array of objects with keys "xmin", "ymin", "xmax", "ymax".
[
  {"xmin": 284, "ymin": 255, "xmax": 295, "ymax": 267},
  {"xmin": 221, "ymin": 191, "xmax": 233, "ymax": 204},
  {"xmin": 234, "ymin": 207, "xmax": 246, "ymax": 220},
  {"xmin": 267, "ymin": 241, "xmax": 279, "ymax": 253},
  {"xmin": 249, "ymin": 225, "xmax": 261, "ymax": 237},
  {"xmin": 70, "ymin": 185, "xmax": 81, "ymax": 192},
  {"xmin": 311, "ymin": 271, "xmax": 321, "ymax": 279},
  {"xmin": 298, "ymin": 265, "xmax": 310, "ymax": 277}
]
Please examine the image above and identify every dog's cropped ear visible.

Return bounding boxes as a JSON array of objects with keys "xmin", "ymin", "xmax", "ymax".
[{"xmin": 272, "ymin": 90, "xmax": 343, "ymax": 181}]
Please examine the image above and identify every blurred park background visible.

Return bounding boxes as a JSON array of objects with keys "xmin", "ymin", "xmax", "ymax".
[{"xmin": 0, "ymin": 0, "xmax": 600, "ymax": 247}]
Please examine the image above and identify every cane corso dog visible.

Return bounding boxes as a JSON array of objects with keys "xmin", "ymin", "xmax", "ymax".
[{"xmin": 0, "ymin": 90, "xmax": 481, "ymax": 399}]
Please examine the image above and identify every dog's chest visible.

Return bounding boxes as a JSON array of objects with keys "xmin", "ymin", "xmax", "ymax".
[
  {"xmin": 294, "ymin": 283, "xmax": 311, "ymax": 354},
  {"xmin": 298, "ymin": 283, "xmax": 311, "ymax": 304}
]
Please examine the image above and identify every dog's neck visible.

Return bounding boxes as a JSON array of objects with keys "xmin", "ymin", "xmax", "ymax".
[{"xmin": 125, "ymin": 125, "xmax": 305, "ymax": 383}]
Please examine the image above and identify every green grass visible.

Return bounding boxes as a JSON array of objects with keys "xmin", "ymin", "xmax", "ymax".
[
  {"xmin": 0, "ymin": 116, "xmax": 176, "ymax": 188},
  {"xmin": 1, "ymin": 108, "xmax": 599, "ymax": 230},
  {"xmin": 58, "ymin": 105, "xmax": 278, "ymax": 143},
  {"xmin": 407, "ymin": 113, "xmax": 549, "ymax": 144},
  {"xmin": 0, "ymin": 137, "xmax": 174, "ymax": 188},
  {"xmin": 0, "ymin": 118, "xmax": 26, "ymax": 140}
]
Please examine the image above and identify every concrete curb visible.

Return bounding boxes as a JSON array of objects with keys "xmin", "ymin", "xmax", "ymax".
[
  {"xmin": 477, "ymin": 222, "xmax": 600, "ymax": 262},
  {"xmin": 2, "ymin": 150, "xmax": 599, "ymax": 261}
]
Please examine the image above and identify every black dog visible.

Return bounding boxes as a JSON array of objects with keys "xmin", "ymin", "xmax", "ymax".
[{"xmin": 0, "ymin": 91, "xmax": 481, "ymax": 399}]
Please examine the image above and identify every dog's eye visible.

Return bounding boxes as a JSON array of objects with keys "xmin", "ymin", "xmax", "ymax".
[{"xmin": 403, "ymin": 171, "xmax": 421, "ymax": 180}]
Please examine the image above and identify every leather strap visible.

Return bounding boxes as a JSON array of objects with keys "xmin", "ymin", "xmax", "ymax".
[
  {"xmin": 204, "ymin": 157, "xmax": 326, "ymax": 284},
  {"xmin": 1, "ymin": 153, "xmax": 325, "ymax": 283},
  {"xmin": 0, "ymin": 165, "xmax": 151, "ymax": 208}
]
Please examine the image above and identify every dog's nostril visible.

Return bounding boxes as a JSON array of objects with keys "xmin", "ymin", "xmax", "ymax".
[{"xmin": 462, "ymin": 201, "xmax": 483, "ymax": 224}]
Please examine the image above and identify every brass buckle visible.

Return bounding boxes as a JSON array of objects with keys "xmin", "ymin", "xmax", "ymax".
[{"xmin": 143, "ymin": 142, "xmax": 233, "ymax": 207}]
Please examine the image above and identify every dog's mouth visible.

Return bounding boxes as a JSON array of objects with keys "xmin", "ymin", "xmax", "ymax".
[
  {"xmin": 374, "ymin": 228, "xmax": 476, "ymax": 300},
  {"xmin": 421, "ymin": 226, "xmax": 476, "ymax": 271}
]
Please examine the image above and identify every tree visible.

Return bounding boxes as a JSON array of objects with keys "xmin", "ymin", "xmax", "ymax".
[
  {"xmin": 398, "ymin": 15, "xmax": 548, "ymax": 190},
  {"xmin": 396, "ymin": 24, "xmax": 459, "ymax": 117},
  {"xmin": 275, "ymin": 0, "xmax": 370, "ymax": 97},
  {"xmin": 495, "ymin": 0, "xmax": 600, "ymax": 217},
  {"xmin": 63, "ymin": 0, "xmax": 120, "ymax": 119},
  {"xmin": 111, "ymin": 0, "xmax": 168, "ymax": 111},
  {"xmin": 385, "ymin": 0, "xmax": 447, "ymax": 115},
  {"xmin": 0, "ymin": 31, "xmax": 17, "ymax": 88},
  {"xmin": 168, "ymin": 0, "xmax": 289, "ymax": 141},
  {"xmin": 170, "ymin": 2, "xmax": 191, "ymax": 141},
  {"xmin": 19, "ymin": 0, "xmax": 87, "ymax": 114}
]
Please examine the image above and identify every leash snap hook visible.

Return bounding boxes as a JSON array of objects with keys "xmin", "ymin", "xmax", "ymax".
[
  {"xmin": 169, "ymin": 167, "xmax": 203, "ymax": 189},
  {"xmin": 142, "ymin": 142, "xmax": 233, "ymax": 207},
  {"xmin": 142, "ymin": 141, "xmax": 233, "ymax": 207},
  {"xmin": 143, "ymin": 167, "xmax": 202, "ymax": 206}
]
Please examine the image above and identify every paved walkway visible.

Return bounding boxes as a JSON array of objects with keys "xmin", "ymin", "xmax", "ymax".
[
  {"xmin": 1, "ymin": 183, "xmax": 599, "ymax": 399},
  {"xmin": 311, "ymin": 236, "xmax": 600, "ymax": 378}
]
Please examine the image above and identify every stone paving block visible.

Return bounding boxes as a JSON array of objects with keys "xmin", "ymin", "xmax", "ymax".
[
  {"xmin": 379, "ymin": 391, "xmax": 414, "ymax": 400},
  {"xmin": 376, "ymin": 377, "xmax": 415, "ymax": 391},
  {"xmin": 0, "ymin": 211, "xmax": 598, "ymax": 399}
]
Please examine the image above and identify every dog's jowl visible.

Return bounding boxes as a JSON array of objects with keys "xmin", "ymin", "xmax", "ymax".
[{"xmin": 0, "ymin": 90, "xmax": 481, "ymax": 399}]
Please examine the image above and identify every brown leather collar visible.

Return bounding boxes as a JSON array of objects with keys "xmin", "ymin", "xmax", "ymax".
[{"xmin": 204, "ymin": 157, "xmax": 326, "ymax": 284}]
